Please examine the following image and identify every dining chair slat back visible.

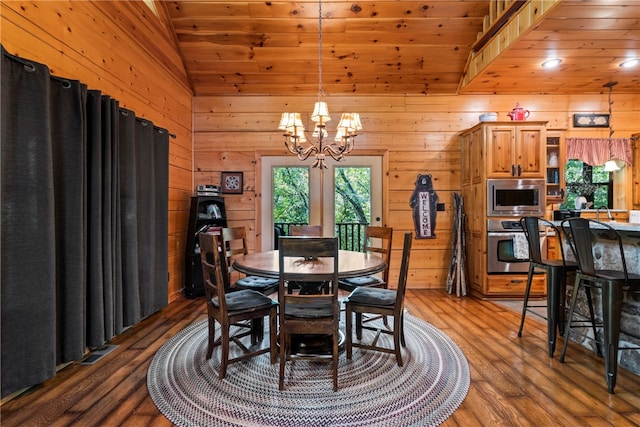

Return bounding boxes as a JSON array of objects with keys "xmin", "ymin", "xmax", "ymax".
[
  {"xmin": 289, "ymin": 225, "xmax": 323, "ymax": 237},
  {"xmin": 286, "ymin": 225, "xmax": 325, "ymax": 293},
  {"xmin": 222, "ymin": 227, "xmax": 279, "ymax": 295},
  {"xmin": 339, "ymin": 226, "xmax": 393, "ymax": 292}
]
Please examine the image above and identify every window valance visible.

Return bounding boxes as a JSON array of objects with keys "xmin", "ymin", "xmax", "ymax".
[{"xmin": 566, "ymin": 137, "xmax": 632, "ymax": 166}]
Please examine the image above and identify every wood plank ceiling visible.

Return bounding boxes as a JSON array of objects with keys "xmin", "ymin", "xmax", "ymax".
[{"xmin": 163, "ymin": 1, "xmax": 640, "ymax": 96}]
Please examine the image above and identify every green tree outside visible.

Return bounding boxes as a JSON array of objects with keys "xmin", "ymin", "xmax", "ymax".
[{"xmin": 273, "ymin": 166, "xmax": 371, "ymax": 226}]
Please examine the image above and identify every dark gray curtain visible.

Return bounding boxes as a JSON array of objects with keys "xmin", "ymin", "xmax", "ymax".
[
  {"xmin": 1, "ymin": 46, "xmax": 57, "ymax": 397},
  {"xmin": 1, "ymin": 46, "xmax": 169, "ymax": 397},
  {"xmin": 152, "ymin": 126, "xmax": 169, "ymax": 312}
]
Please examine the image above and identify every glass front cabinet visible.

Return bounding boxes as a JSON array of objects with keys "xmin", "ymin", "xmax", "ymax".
[{"xmin": 545, "ymin": 130, "xmax": 566, "ymax": 204}]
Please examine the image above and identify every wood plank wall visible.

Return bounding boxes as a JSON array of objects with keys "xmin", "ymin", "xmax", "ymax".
[
  {"xmin": 3, "ymin": 1, "xmax": 638, "ymax": 296},
  {"xmin": 194, "ymin": 94, "xmax": 640, "ymax": 289},
  {"xmin": 1, "ymin": 1, "xmax": 194, "ymax": 301}
]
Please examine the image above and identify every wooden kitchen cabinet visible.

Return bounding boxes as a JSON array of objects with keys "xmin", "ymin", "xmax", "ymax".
[
  {"xmin": 460, "ymin": 121, "xmax": 548, "ymax": 299},
  {"xmin": 485, "ymin": 122, "xmax": 546, "ymax": 178}
]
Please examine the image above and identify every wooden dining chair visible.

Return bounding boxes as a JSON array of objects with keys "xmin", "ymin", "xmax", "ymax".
[
  {"xmin": 199, "ymin": 232, "xmax": 278, "ymax": 379},
  {"xmin": 221, "ymin": 226, "xmax": 279, "ymax": 296},
  {"xmin": 344, "ymin": 232, "xmax": 412, "ymax": 366},
  {"xmin": 277, "ymin": 236, "xmax": 340, "ymax": 391},
  {"xmin": 339, "ymin": 226, "xmax": 393, "ymax": 292}
]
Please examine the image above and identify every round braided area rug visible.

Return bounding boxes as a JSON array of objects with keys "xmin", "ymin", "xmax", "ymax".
[{"xmin": 147, "ymin": 313, "xmax": 469, "ymax": 427}]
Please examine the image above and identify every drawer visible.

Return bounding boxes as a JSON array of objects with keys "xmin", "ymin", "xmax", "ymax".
[{"xmin": 485, "ymin": 273, "xmax": 546, "ymax": 296}]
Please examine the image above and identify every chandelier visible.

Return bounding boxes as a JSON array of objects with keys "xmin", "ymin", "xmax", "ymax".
[{"xmin": 278, "ymin": 0, "xmax": 362, "ymax": 169}]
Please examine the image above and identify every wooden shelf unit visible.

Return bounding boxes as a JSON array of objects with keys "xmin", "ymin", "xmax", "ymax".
[{"xmin": 545, "ymin": 130, "xmax": 566, "ymax": 205}]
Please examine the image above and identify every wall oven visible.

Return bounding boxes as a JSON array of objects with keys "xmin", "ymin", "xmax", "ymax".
[
  {"xmin": 487, "ymin": 179, "xmax": 545, "ymax": 217},
  {"xmin": 487, "ymin": 219, "xmax": 547, "ymax": 274}
]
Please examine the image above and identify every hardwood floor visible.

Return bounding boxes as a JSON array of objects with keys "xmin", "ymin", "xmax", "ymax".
[{"xmin": 2, "ymin": 290, "xmax": 639, "ymax": 426}]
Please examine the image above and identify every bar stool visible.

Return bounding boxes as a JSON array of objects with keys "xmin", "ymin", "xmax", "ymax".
[
  {"xmin": 517, "ymin": 217, "xmax": 578, "ymax": 357},
  {"xmin": 559, "ymin": 218, "xmax": 640, "ymax": 393}
]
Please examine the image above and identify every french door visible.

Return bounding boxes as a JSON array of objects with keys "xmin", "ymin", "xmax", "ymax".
[{"xmin": 260, "ymin": 156, "xmax": 383, "ymax": 250}]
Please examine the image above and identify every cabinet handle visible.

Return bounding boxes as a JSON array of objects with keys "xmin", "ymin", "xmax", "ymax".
[
  {"xmin": 510, "ymin": 279, "xmax": 524, "ymax": 284},
  {"xmin": 560, "ymin": 188, "xmax": 565, "ymax": 199},
  {"xmin": 511, "ymin": 164, "xmax": 516, "ymax": 176},
  {"xmin": 517, "ymin": 164, "xmax": 522, "ymax": 176}
]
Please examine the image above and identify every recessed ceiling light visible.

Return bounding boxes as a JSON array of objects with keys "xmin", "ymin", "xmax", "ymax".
[
  {"xmin": 541, "ymin": 58, "xmax": 562, "ymax": 68},
  {"xmin": 619, "ymin": 58, "xmax": 639, "ymax": 68}
]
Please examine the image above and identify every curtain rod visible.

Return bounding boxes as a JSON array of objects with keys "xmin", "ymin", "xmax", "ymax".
[{"xmin": 120, "ymin": 109, "xmax": 176, "ymax": 138}]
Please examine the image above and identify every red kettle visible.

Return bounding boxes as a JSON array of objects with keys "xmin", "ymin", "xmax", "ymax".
[{"xmin": 507, "ymin": 103, "xmax": 530, "ymax": 121}]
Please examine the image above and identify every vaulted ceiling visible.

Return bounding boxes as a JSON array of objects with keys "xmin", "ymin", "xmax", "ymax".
[{"xmin": 163, "ymin": 1, "xmax": 640, "ymax": 96}]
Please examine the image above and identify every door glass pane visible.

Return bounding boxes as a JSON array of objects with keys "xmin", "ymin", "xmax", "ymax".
[
  {"xmin": 273, "ymin": 167, "xmax": 310, "ymax": 235},
  {"xmin": 334, "ymin": 166, "xmax": 371, "ymax": 250}
]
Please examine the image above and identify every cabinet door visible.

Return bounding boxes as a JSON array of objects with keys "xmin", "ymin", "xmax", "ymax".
[
  {"xmin": 470, "ymin": 182, "xmax": 484, "ymax": 233},
  {"xmin": 486, "ymin": 126, "xmax": 515, "ymax": 177},
  {"xmin": 461, "ymin": 132, "xmax": 471, "ymax": 186},
  {"xmin": 471, "ymin": 127, "xmax": 483, "ymax": 183},
  {"xmin": 516, "ymin": 126, "xmax": 544, "ymax": 178}
]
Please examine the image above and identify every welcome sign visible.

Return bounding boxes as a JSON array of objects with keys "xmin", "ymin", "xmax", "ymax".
[{"xmin": 409, "ymin": 174, "xmax": 439, "ymax": 239}]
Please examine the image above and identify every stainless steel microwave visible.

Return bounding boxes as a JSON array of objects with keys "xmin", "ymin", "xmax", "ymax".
[{"xmin": 487, "ymin": 179, "xmax": 545, "ymax": 217}]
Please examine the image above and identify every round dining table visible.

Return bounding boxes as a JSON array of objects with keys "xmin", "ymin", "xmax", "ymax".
[
  {"xmin": 233, "ymin": 249, "xmax": 386, "ymax": 356},
  {"xmin": 233, "ymin": 249, "xmax": 386, "ymax": 280}
]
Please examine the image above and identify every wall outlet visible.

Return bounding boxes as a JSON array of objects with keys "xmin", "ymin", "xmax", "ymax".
[{"xmin": 437, "ymin": 203, "xmax": 445, "ymax": 211}]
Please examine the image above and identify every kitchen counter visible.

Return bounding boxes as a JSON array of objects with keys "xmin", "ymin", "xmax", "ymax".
[{"xmin": 554, "ymin": 219, "xmax": 640, "ymax": 233}]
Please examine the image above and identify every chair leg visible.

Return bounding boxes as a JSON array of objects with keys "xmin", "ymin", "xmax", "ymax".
[
  {"xmin": 251, "ymin": 318, "xmax": 264, "ymax": 345},
  {"xmin": 279, "ymin": 331, "xmax": 287, "ymax": 391},
  {"xmin": 332, "ymin": 331, "xmax": 339, "ymax": 392},
  {"xmin": 269, "ymin": 309, "xmax": 278, "ymax": 364},
  {"xmin": 355, "ymin": 312, "xmax": 363, "ymax": 340},
  {"xmin": 583, "ymin": 285, "xmax": 602, "ymax": 357},
  {"xmin": 601, "ymin": 281, "xmax": 622, "ymax": 394},
  {"xmin": 399, "ymin": 312, "xmax": 406, "ymax": 348},
  {"xmin": 206, "ymin": 317, "xmax": 216, "ymax": 359},
  {"xmin": 518, "ymin": 264, "xmax": 535, "ymax": 337},
  {"xmin": 547, "ymin": 267, "xmax": 561, "ymax": 357},
  {"xmin": 345, "ymin": 304, "xmax": 353, "ymax": 360},
  {"xmin": 219, "ymin": 325, "xmax": 230, "ymax": 379},
  {"xmin": 559, "ymin": 276, "xmax": 583, "ymax": 363},
  {"xmin": 558, "ymin": 270, "xmax": 568, "ymax": 337},
  {"xmin": 394, "ymin": 317, "xmax": 404, "ymax": 367}
]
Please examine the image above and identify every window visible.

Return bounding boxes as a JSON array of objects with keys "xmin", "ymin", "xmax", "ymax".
[
  {"xmin": 562, "ymin": 159, "xmax": 612, "ymax": 209},
  {"xmin": 273, "ymin": 166, "xmax": 310, "ymax": 226},
  {"xmin": 261, "ymin": 156, "xmax": 382, "ymax": 250}
]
